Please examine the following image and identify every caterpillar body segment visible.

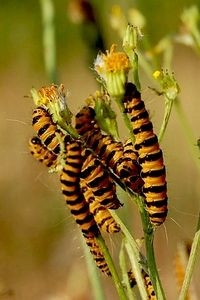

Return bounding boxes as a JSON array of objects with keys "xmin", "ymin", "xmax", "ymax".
[
  {"xmin": 60, "ymin": 136, "xmax": 99, "ymax": 237},
  {"xmin": 80, "ymin": 147, "xmax": 122, "ymax": 210},
  {"xmin": 85, "ymin": 235, "xmax": 111, "ymax": 276},
  {"xmin": 29, "ymin": 136, "xmax": 57, "ymax": 167},
  {"xmin": 128, "ymin": 269, "xmax": 157, "ymax": 299},
  {"xmin": 32, "ymin": 106, "xmax": 62, "ymax": 154},
  {"xmin": 123, "ymin": 82, "xmax": 168, "ymax": 226},
  {"xmin": 81, "ymin": 183, "xmax": 120, "ymax": 233}
]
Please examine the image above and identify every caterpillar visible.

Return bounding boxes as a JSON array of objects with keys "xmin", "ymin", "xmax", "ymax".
[
  {"xmin": 32, "ymin": 106, "xmax": 61, "ymax": 154},
  {"xmin": 123, "ymin": 138, "xmax": 138, "ymax": 162},
  {"xmin": 60, "ymin": 136, "xmax": 99, "ymax": 237},
  {"xmin": 75, "ymin": 106, "xmax": 143, "ymax": 193},
  {"xmin": 80, "ymin": 147, "xmax": 122, "ymax": 210},
  {"xmin": 128, "ymin": 269, "xmax": 157, "ymax": 299},
  {"xmin": 81, "ymin": 183, "xmax": 120, "ymax": 233},
  {"xmin": 29, "ymin": 136, "xmax": 57, "ymax": 167},
  {"xmin": 123, "ymin": 82, "xmax": 168, "ymax": 226},
  {"xmin": 85, "ymin": 235, "xmax": 111, "ymax": 276}
]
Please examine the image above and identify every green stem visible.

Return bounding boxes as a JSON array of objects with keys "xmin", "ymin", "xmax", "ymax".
[
  {"xmin": 96, "ymin": 235, "xmax": 128, "ymax": 300},
  {"xmin": 144, "ymin": 227, "xmax": 166, "ymax": 300},
  {"xmin": 115, "ymin": 97, "xmax": 135, "ymax": 144},
  {"xmin": 119, "ymin": 241, "xmax": 136, "ymax": 300},
  {"xmin": 136, "ymin": 197, "xmax": 166, "ymax": 300},
  {"xmin": 174, "ymin": 97, "xmax": 200, "ymax": 173},
  {"xmin": 158, "ymin": 97, "xmax": 174, "ymax": 143},
  {"xmin": 82, "ymin": 237, "xmax": 106, "ymax": 300},
  {"xmin": 39, "ymin": 0, "xmax": 58, "ymax": 83},
  {"xmin": 125, "ymin": 242, "xmax": 148, "ymax": 300},
  {"xmin": 110, "ymin": 211, "xmax": 148, "ymax": 299},
  {"xmin": 178, "ymin": 214, "xmax": 200, "ymax": 300}
]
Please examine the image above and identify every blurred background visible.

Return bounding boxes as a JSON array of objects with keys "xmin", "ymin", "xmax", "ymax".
[{"xmin": 1, "ymin": 0, "xmax": 200, "ymax": 299}]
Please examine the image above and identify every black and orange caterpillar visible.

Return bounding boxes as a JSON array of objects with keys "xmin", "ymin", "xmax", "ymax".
[
  {"xmin": 128, "ymin": 269, "xmax": 157, "ymax": 299},
  {"xmin": 80, "ymin": 147, "xmax": 122, "ymax": 210},
  {"xmin": 81, "ymin": 183, "xmax": 120, "ymax": 233},
  {"xmin": 123, "ymin": 82, "xmax": 168, "ymax": 226},
  {"xmin": 60, "ymin": 136, "xmax": 99, "ymax": 237},
  {"xmin": 29, "ymin": 136, "xmax": 57, "ymax": 167},
  {"xmin": 60, "ymin": 136, "xmax": 111, "ymax": 275},
  {"xmin": 85, "ymin": 235, "xmax": 111, "ymax": 276},
  {"xmin": 32, "ymin": 106, "xmax": 62, "ymax": 154},
  {"xmin": 75, "ymin": 106, "xmax": 143, "ymax": 193},
  {"xmin": 30, "ymin": 106, "xmax": 119, "ymax": 275}
]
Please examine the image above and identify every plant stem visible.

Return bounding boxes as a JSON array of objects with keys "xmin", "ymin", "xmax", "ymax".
[
  {"xmin": 119, "ymin": 241, "xmax": 136, "ymax": 300},
  {"xmin": 82, "ymin": 236, "xmax": 106, "ymax": 300},
  {"xmin": 158, "ymin": 96, "xmax": 174, "ymax": 143},
  {"xmin": 178, "ymin": 214, "xmax": 200, "ymax": 300},
  {"xmin": 39, "ymin": 0, "xmax": 58, "ymax": 83},
  {"xmin": 115, "ymin": 96, "xmax": 135, "ymax": 144},
  {"xmin": 111, "ymin": 211, "xmax": 148, "ymax": 299},
  {"xmin": 136, "ymin": 197, "xmax": 166, "ymax": 300},
  {"xmin": 96, "ymin": 235, "xmax": 128, "ymax": 300}
]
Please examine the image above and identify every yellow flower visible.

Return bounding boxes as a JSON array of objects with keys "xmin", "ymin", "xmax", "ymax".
[
  {"xmin": 94, "ymin": 44, "xmax": 130, "ymax": 97},
  {"xmin": 95, "ymin": 44, "xmax": 130, "ymax": 75},
  {"xmin": 153, "ymin": 70, "xmax": 161, "ymax": 79}
]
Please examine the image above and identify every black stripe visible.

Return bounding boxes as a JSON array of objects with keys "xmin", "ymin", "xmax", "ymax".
[
  {"xmin": 134, "ymin": 135, "xmax": 158, "ymax": 151},
  {"xmin": 62, "ymin": 168, "xmax": 79, "ymax": 177},
  {"xmin": 148, "ymin": 210, "xmax": 168, "ymax": 218},
  {"xmin": 37, "ymin": 123, "xmax": 50, "ymax": 136},
  {"xmin": 133, "ymin": 122, "xmax": 153, "ymax": 135},
  {"xmin": 66, "ymin": 195, "xmax": 85, "ymax": 205},
  {"xmin": 98, "ymin": 143, "xmax": 107, "ymax": 157},
  {"xmin": 98, "ymin": 216, "xmax": 111, "ymax": 226},
  {"xmin": 143, "ymin": 183, "xmax": 167, "ymax": 193},
  {"xmin": 71, "ymin": 204, "xmax": 89, "ymax": 215},
  {"xmin": 81, "ymin": 164, "xmax": 96, "ymax": 178},
  {"xmin": 68, "ymin": 145, "xmax": 81, "ymax": 152},
  {"xmin": 131, "ymin": 100, "xmax": 145, "ymax": 111},
  {"xmin": 124, "ymin": 82, "xmax": 141, "ymax": 99},
  {"xmin": 139, "ymin": 150, "xmax": 162, "ymax": 164},
  {"xmin": 53, "ymin": 144, "xmax": 60, "ymax": 154},
  {"xmin": 145, "ymin": 197, "xmax": 168, "ymax": 208},
  {"xmin": 32, "ymin": 114, "xmax": 42, "ymax": 125},
  {"xmin": 141, "ymin": 167, "xmax": 166, "ymax": 178},
  {"xmin": 65, "ymin": 161, "xmax": 81, "ymax": 169},
  {"xmin": 88, "ymin": 173, "xmax": 107, "ymax": 188},
  {"xmin": 93, "ymin": 183, "xmax": 113, "ymax": 196},
  {"xmin": 119, "ymin": 168, "xmax": 132, "ymax": 178},
  {"xmin": 130, "ymin": 110, "xmax": 149, "ymax": 122},
  {"xmin": 60, "ymin": 178, "xmax": 76, "ymax": 187},
  {"xmin": 82, "ymin": 225, "xmax": 99, "ymax": 236},
  {"xmin": 63, "ymin": 135, "xmax": 72, "ymax": 144},
  {"xmin": 62, "ymin": 190, "xmax": 76, "ymax": 197},
  {"xmin": 92, "ymin": 205, "xmax": 105, "ymax": 215},
  {"xmin": 75, "ymin": 213, "xmax": 93, "ymax": 224}
]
